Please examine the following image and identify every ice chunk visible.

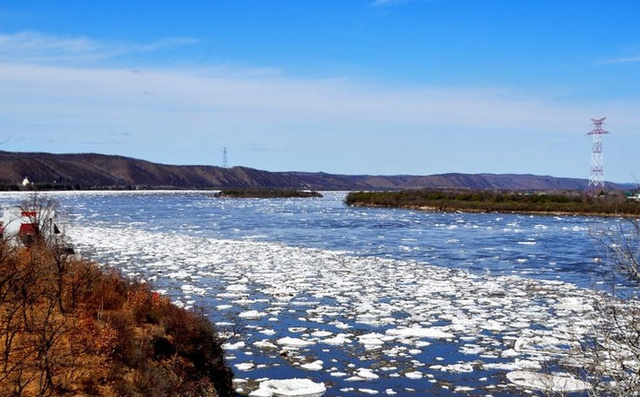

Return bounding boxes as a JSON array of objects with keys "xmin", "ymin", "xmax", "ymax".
[
  {"xmin": 506, "ymin": 371, "xmax": 591, "ymax": 392},
  {"xmin": 300, "ymin": 360, "xmax": 323, "ymax": 371},
  {"xmin": 277, "ymin": 337, "xmax": 314, "ymax": 347},
  {"xmin": 235, "ymin": 362, "xmax": 254, "ymax": 371},
  {"xmin": 431, "ymin": 363, "xmax": 473, "ymax": 373},
  {"xmin": 405, "ymin": 371, "xmax": 422, "ymax": 379},
  {"xmin": 239, "ymin": 310, "xmax": 267, "ymax": 319},
  {"xmin": 553, "ymin": 297, "xmax": 594, "ymax": 312},
  {"xmin": 250, "ymin": 378, "xmax": 326, "ymax": 397},
  {"xmin": 321, "ymin": 335, "xmax": 351, "ymax": 345},
  {"xmin": 223, "ymin": 341, "xmax": 246, "ymax": 350},
  {"xmin": 254, "ymin": 340, "xmax": 278, "ymax": 349},
  {"xmin": 385, "ymin": 326, "xmax": 454, "ymax": 339},
  {"xmin": 355, "ymin": 368, "xmax": 379, "ymax": 380}
]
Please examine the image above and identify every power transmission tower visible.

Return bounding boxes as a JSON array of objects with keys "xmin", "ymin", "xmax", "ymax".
[
  {"xmin": 222, "ymin": 147, "xmax": 229, "ymax": 168},
  {"xmin": 587, "ymin": 117, "xmax": 609, "ymax": 188}
]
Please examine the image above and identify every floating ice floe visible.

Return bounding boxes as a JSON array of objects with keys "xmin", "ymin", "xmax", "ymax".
[
  {"xmin": 300, "ymin": 360, "xmax": 323, "ymax": 371},
  {"xmin": 513, "ymin": 333, "xmax": 579, "ymax": 356},
  {"xmin": 506, "ymin": 370, "xmax": 592, "ymax": 392},
  {"xmin": 553, "ymin": 296, "xmax": 594, "ymax": 312},
  {"xmin": 67, "ymin": 222, "xmax": 639, "ymax": 396},
  {"xmin": 222, "ymin": 341, "xmax": 245, "ymax": 350},
  {"xmin": 239, "ymin": 310, "xmax": 267, "ymax": 319},
  {"xmin": 431, "ymin": 363, "xmax": 474, "ymax": 373},
  {"xmin": 355, "ymin": 368, "xmax": 379, "ymax": 380},
  {"xmin": 235, "ymin": 362, "xmax": 255, "ymax": 372},
  {"xmin": 385, "ymin": 326, "xmax": 454, "ymax": 340},
  {"xmin": 405, "ymin": 371, "xmax": 422, "ymax": 379},
  {"xmin": 253, "ymin": 340, "xmax": 278, "ymax": 349},
  {"xmin": 277, "ymin": 337, "xmax": 314, "ymax": 347},
  {"xmin": 249, "ymin": 378, "xmax": 326, "ymax": 397}
]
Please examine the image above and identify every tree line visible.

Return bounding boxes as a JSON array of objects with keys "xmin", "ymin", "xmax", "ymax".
[{"xmin": 345, "ymin": 189, "xmax": 640, "ymax": 216}]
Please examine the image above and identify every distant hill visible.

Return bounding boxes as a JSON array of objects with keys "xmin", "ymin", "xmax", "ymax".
[{"xmin": 0, "ymin": 150, "xmax": 618, "ymax": 191}]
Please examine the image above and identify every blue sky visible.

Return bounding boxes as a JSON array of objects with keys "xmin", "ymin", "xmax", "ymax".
[{"xmin": 1, "ymin": 0, "xmax": 639, "ymax": 182}]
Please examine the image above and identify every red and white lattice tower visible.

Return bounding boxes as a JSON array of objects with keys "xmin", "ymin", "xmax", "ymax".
[{"xmin": 587, "ymin": 117, "xmax": 609, "ymax": 188}]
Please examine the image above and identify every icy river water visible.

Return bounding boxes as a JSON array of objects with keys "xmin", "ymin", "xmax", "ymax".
[{"xmin": 0, "ymin": 191, "xmax": 633, "ymax": 396}]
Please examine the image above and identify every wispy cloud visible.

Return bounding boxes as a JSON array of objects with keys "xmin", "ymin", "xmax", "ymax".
[
  {"xmin": 597, "ymin": 53, "xmax": 640, "ymax": 65},
  {"xmin": 0, "ymin": 31, "xmax": 198, "ymax": 63},
  {"xmin": 370, "ymin": 0, "xmax": 432, "ymax": 7},
  {"xmin": 0, "ymin": 31, "xmax": 636, "ymax": 137},
  {"xmin": 0, "ymin": 31, "xmax": 103, "ymax": 61},
  {"xmin": 0, "ymin": 61, "xmax": 629, "ymax": 138},
  {"xmin": 371, "ymin": 0, "xmax": 410, "ymax": 6}
]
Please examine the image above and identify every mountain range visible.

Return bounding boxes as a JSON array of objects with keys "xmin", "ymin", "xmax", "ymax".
[{"xmin": 0, "ymin": 150, "xmax": 621, "ymax": 191}]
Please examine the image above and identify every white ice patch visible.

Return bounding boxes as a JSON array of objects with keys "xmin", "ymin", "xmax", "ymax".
[
  {"xmin": 506, "ymin": 370, "xmax": 591, "ymax": 392},
  {"xmin": 514, "ymin": 334, "xmax": 578, "ymax": 356},
  {"xmin": 222, "ymin": 341, "xmax": 245, "ymax": 350},
  {"xmin": 321, "ymin": 334, "xmax": 352, "ymax": 345},
  {"xmin": 300, "ymin": 360, "xmax": 323, "ymax": 371},
  {"xmin": 277, "ymin": 337, "xmax": 314, "ymax": 348},
  {"xmin": 239, "ymin": 310, "xmax": 267, "ymax": 320},
  {"xmin": 430, "ymin": 363, "xmax": 474, "ymax": 373},
  {"xmin": 253, "ymin": 340, "xmax": 278, "ymax": 349},
  {"xmin": 235, "ymin": 362, "xmax": 254, "ymax": 371},
  {"xmin": 355, "ymin": 368, "xmax": 379, "ymax": 380},
  {"xmin": 553, "ymin": 297, "xmax": 594, "ymax": 312},
  {"xmin": 250, "ymin": 378, "xmax": 326, "ymax": 397},
  {"xmin": 385, "ymin": 326, "xmax": 454, "ymax": 340},
  {"xmin": 404, "ymin": 371, "xmax": 422, "ymax": 379}
]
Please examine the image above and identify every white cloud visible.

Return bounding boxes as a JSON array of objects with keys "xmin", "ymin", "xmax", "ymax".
[
  {"xmin": 1, "ymin": 61, "xmax": 635, "ymax": 139},
  {"xmin": 597, "ymin": 53, "xmax": 640, "ymax": 65},
  {"xmin": 371, "ymin": 0, "xmax": 433, "ymax": 7},
  {"xmin": 0, "ymin": 31, "xmax": 198, "ymax": 63},
  {"xmin": 371, "ymin": 0, "xmax": 410, "ymax": 6}
]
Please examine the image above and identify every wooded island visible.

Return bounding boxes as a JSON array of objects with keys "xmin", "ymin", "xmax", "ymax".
[{"xmin": 345, "ymin": 189, "xmax": 640, "ymax": 216}]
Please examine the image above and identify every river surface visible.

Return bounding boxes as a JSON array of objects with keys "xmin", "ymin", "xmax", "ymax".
[{"xmin": 0, "ymin": 191, "xmax": 631, "ymax": 396}]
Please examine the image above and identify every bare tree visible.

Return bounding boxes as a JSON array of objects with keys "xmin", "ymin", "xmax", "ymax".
[
  {"xmin": 584, "ymin": 217, "xmax": 640, "ymax": 396},
  {"xmin": 18, "ymin": 193, "xmax": 75, "ymax": 314}
]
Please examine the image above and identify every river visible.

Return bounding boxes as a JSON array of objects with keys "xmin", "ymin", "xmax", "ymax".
[{"xmin": 0, "ymin": 191, "xmax": 631, "ymax": 396}]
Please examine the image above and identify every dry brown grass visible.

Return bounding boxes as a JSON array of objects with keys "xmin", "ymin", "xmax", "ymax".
[{"xmin": 0, "ymin": 238, "xmax": 234, "ymax": 396}]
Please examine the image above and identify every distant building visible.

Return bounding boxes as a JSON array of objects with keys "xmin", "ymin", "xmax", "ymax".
[{"xmin": 22, "ymin": 177, "xmax": 30, "ymax": 186}]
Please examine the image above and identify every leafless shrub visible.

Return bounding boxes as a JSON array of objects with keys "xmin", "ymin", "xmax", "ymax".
[{"xmin": 584, "ymin": 217, "xmax": 640, "ymax": 396}]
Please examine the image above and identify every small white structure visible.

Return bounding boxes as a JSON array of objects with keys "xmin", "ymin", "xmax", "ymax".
[
  {"xmin": 21, "ymin": 177, "xmax": 30, "ymax": 187},
  {"xmin": 0, "ymin": 207, "xmax": 60, "ymax": 247}
]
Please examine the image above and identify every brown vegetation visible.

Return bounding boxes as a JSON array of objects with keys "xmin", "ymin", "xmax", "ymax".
[
  {"xmin": 0, "ymin": 151, "xmax": 615, "ymax": 191},
  {"xmin": 345, "ymin": 189, "xmax": 640, "ymax": 216},
  {"xmin": 0, "ymin": 200, "xmax": 234, "ymax": 396}
]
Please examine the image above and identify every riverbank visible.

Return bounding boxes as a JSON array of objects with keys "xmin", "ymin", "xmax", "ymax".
[
  {"xmin": 0, "ymin": 240, "xmax": 235, "ymax": 396},
  {"xmin": 345, "ymin": 189, "xmax": 640, "ymax": 216}
]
